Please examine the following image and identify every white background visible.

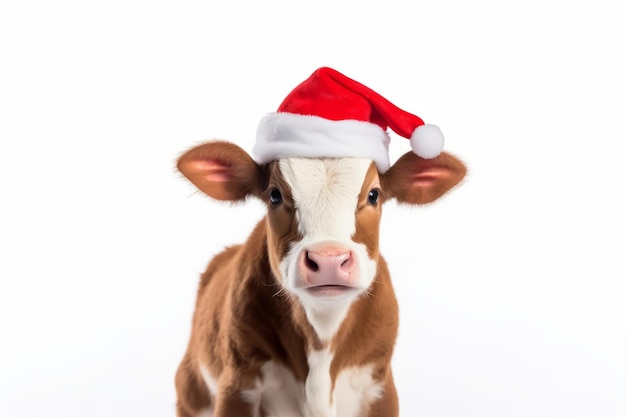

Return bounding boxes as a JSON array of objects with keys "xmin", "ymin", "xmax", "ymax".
[{"xmin": 1, "ymin": 1, "xmax": 625, "ymax": 416}]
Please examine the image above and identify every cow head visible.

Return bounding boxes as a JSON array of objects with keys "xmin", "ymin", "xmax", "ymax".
[{"xmin": 178, "ymin": 141, "xmax": 466, "ymax": 339}]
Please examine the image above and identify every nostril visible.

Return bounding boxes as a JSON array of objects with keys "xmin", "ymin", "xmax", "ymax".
[
  {"xmin": 340, "ymin": 252, "xmax": 352, "ymax": 270},
  {"xmin": 305, "ymin": 251, "xmax": 319, "ymax": 272}
]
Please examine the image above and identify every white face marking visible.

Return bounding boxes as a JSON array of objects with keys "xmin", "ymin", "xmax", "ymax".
[
  {"xmin": 277, "ymin": 158, "xmax": 378, "ymax": 341},
  {"xmin": 279, "ymin": 158, "xmax": 370, "ymax": 239}
]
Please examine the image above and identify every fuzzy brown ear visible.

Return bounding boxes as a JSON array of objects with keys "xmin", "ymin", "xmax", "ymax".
[
  {"xmin": 381, "ymin": 151, "xmax": 467, "ymax": 205},
  {"xmin": 177, "ymin": 141, "xmax": 263, "ymax": 201}
]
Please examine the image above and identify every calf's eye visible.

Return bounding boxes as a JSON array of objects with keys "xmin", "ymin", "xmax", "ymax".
[
  {"xmin": 367, "ymin": 189, "xmax": 379, "ymax": 205},
  {"xmin": 269, "ymin": 188, "xmax": 283, "ymax": 206}
]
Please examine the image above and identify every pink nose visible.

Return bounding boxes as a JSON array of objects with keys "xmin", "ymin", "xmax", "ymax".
[{"xmin": 300, "ymin": 246, "xmax": 356, "ymax": 287}]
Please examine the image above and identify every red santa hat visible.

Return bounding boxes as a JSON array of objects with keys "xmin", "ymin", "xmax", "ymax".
[{"xmin": 253, "ymin": 67, "xmax": 444, "ymax": 173}]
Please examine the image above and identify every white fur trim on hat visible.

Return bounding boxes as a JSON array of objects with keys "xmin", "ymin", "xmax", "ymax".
[
  {"xmin": 254, "ymin": 113, "xmax": 392, "ymax": 172},
  {"xmin": 410, "ymin": 124, "xmax": 444, "ymax": 159}
]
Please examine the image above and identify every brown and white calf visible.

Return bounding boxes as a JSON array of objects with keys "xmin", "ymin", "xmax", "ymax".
[{"xmin": 175, "ymin": 140, "xmax": 466, "ymax": 417}]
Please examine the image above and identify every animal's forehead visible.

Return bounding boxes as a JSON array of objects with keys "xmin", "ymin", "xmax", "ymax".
[
  {"xmin": 277, "ymin": 158, "xmax": 374, "ymax": 196},
  {"xmin": 275, "ymin": 158, "xmax": 373, "ymax": 238}
]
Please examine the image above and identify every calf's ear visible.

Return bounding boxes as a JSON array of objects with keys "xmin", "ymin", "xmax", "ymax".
[
  {"xmin": 381, "ymin": 151, "xmax": 467, "ymax": 205},
  {"xmin": 177, "ymin": 141, "xmax": 262, "ymax": 201}
]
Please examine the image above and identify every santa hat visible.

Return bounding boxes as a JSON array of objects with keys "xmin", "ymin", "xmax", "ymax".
[{"xmin": 253, "ymin": 67, "xmax": 444, "ymax": 173}]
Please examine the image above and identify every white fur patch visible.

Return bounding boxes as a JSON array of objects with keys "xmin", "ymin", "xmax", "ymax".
[
  {"xmin": 306, "ymin": 351, "xmax": 382, "ymax": 417},
  {"xmin": 196, "ymin": 407, "xmax": 213, "ymax": 417},
  {"xmin": 334, "ymin": 363, "xmax": 384, "ymax": 417},
  {"xmin": 278, "ymin": 158, "xmax": 377, "ymax": 341},
  {"xmin": 235, "ymin": 358, "xmax": 381, "ymax": 417},
  {"xmin": 241, "ymin": 361, "xmax": 304, "ymax": 417},
  {"xmin": 298, "ymin": 296, "xmax": 355, "ymax": 342},
  {"xmin": 305, "ymin": 349, "xmax": 335, "ymax": 417},
  {"xmin": 280, "ymin": 158, "xmax": 369, "ymax": 239},
  {"xmin": 199, "ymin": 363, "xmax": 218, "ymax": 397}
]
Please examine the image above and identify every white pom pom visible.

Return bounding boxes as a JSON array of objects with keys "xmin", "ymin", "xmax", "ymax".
[{"xmin": 410, "ymin": 124, "xmax": 444, "ymax": 159}]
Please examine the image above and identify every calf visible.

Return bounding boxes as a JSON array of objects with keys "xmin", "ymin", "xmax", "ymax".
[{"xmin": 174, "ymin": 68, "xmax": 466, "ymax": 417}]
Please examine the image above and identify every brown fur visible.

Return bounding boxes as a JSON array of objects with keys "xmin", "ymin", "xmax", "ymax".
[{"xmin": 175, "ymin": 141, "xmax": 466, "ymax": 416}]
